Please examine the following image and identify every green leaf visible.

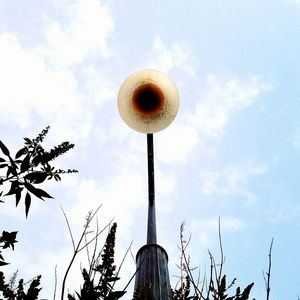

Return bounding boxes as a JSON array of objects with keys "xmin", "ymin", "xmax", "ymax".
[
  {"xmin": 21, "ymin": 153, "xmax": 31, "ymax": 173},
  {"xmin": 6, "ymin": 166, "xmax": 12, "ymax": 177},
  {"xmin": 24, "ymin": 171, "xmax": 48, "ymax": 184},
  {"xmin": 0, "ymin": 164, "xmax": 8, "ymax": 168},
  {"xmin": 25, "ymin": 192, "xmax": 31, "ymax": 217},
  {"xmin": 0, "ymin": 140, "xmax": 10, "ymax": 156},
  {"xmin": 8, "ymin": 157, "xmax": 18, "ymax": 176},
  {"xmin": 241, "ymin": 282, "xmax": 254, "ymax": 298},
  {"xmin": 35, "ymin": 188, "xmax": 53, "ymax": 199},
  {"xmin": 221, "ymin": 275, "xmax": 226, "ymax": 291},
  {"xmin": 0, "ymin": 157, "xmax": 5, "ymax": 162},
  {"xmin": 24, "ymin": 137, "xmax": 32, "ymax": 145},
  {"xmin": 24, "ymin": 182, "xmax": 53, "ymax": 200},
  {"xmin": 0, "ymin": 260, "xmax": 9, "ymax": 266},
  {"xmin": 0, "ymin": 231, "xmax": 18, "ymax": 250},
  {"xmin": 106, "ymin": 276, "xmax": 120, "ymax": 282},
  {"xmin": 32, "ymin": 154, "xmax": 42, "ymax": 166},
  {"xmin": 107, "ymin": 291, "xmax": 126, "ymax": 300},
  {"xmin": 54, "ymin": 174, "xmax": 61, "ymax": 181},
  {"xmin": 15, "ymin": 147, "xmax": 27, "ymax": 159},
  {"xmin": 15, "ymin": 189, "xmax": 22, "ymax": 207},
  {"xmin": 5, "ymin": 181, "xmax": 22, "ymax": 196}
]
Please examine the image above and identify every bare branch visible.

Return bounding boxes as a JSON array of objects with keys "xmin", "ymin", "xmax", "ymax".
[
  {"xmin": 264, "ymin": 238, "xmax": 274, "ymax": 300},
  {"xmin": 60, "ymin": 204, "xmax": 75, "ymax": 252},
  {"xmin": 217, "ymin": 217, "xmax": 225, "ymax": 285},
  {"xmin": 88, "ymin": 216, "xmax": 99, "ymax": 278},
  {"xmin": 111, "ymin": 241, "xmax": 133, "ymax": 291},
  {"xmin": 53, "ymin": 265, "xmax": 57, "ymax": 300},
  {"xmin": 60, "ymin": 204, "xmax": 105, "ymax": 300}
]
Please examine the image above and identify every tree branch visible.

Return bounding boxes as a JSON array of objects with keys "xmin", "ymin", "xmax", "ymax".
[{"xmin": 264, "ymin": 238, "xmax": 274, "ymax": 300}]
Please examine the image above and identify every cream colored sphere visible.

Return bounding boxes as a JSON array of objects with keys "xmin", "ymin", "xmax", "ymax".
[{"xmin": 117, "ymin": 69, "xmax": 180, "ymax": 133}]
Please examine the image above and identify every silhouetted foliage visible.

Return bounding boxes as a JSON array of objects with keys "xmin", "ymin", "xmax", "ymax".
[
  {"xmin": 0, "ymin": 231, "xmax": 18, "ymax": 267},
  {"xmin": 67, "ymin": 223, "xmax": 126, "ymax": 300},
  {"xmin": 0, "ymin": 271, "xmax": 42, "ymax": 300},
  {"xmin": 0, "ymin": 126, "xmax": 77, "ymax": 266},
  {"xmin": 1, "ymin": 128, "xmax": 271, "ymax": 300},
  {"xmin": 0, "ymin": 126, "xmax": 77, "ymax": 217},
  {"xmin": 170, "ymin": 222, "xmax": 255, "ymax": 300}
]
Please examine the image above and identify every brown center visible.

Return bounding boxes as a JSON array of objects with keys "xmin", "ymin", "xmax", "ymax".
[{"xmin": 132, "ymin": 83, "xmax": 164, "ymax": 115}]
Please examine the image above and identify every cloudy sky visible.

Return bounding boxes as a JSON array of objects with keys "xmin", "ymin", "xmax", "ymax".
[{"xmin": 1, "ymin": 0, "xmax": 300, "ymax": 299}]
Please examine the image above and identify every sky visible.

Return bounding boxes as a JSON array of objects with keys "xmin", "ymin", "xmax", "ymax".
[{"xmin": 0, "ymin": 0, "xmax": 300, "ymax": 299}]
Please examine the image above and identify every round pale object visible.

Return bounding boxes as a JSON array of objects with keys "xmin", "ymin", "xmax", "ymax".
[{"xmin": 117, "ymin": 69, "xmax": 180, "ymax": 133}]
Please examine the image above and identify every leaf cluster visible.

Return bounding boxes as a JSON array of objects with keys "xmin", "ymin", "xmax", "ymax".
[
  {"xmin": 0, "ymin": 126, "xmax": 77, "ymax": 217},
  {"xmin": 68, "ymin": 223, "xmax": 126, "ymax": 300},
  {"xmin": 0, "ymin": 231, "xmax": 18, "ymax": 266},
  {"xmin": 171, "ymin": 276, "xmax": 192, "ymax": 300},
  {"xmin": 0, "ymin": 126, "xmax": 77, "ymax": 265},
  {"xmin": 0, "ymin": 271, "xmax": 42, "ymax": 300},
  {"xmin": 209, "ymin": 275, "xmax": 254, "ymax": 300}
]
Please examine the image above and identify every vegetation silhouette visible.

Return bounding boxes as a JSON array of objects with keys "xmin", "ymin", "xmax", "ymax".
[{"xmin": 0, "ymin": 127, "xmax": 274, "ymax": 300}]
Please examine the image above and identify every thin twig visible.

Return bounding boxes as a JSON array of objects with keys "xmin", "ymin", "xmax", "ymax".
[
  {"xmin": 112, "ymin": 241, "xmax": 133, "ymax": 291},
  {"xmin": 264, "ymin": 238, "xmax": 274, "ymax": 300},
  {"xmin": 53, "ymin": 265, "xmax": 57, "ymax": 300},
  {"xmin": 207, "ymin": 250, "xmax": 215, "ymax": 299},
  {"xmin": 60, "ymin": 204, "xmax": 75, "ymax": 252},
  {"xmin": 122, "ymin": 256, "xmax": 145, "ymax": 293},
  {"xmin": 89, "ymin": 217, "xmax": 99, "ymax": 278},
  {"xmin": 200, "ymin": 269, "xmax": 206, "ymax": 298},
  {"xmin": 77, "ymin": 218, "xmax": 113, "ymax": 252},
  {"xmin": 179, "ymin": 223, "xmax": 206, "ymax": 300},
  {"xmin": 84, "ymin": 233, "xmax": 91, "ymax": 272},
  {"xmin": 60, "ymin": 204, "xmax": 104, "ymax": 300},
  {"xmin": 217, "ymin": 217, "xmax": 225, "ymax": 285},
  {"xmin": 129, "ymin": 243, "xmax": 136, "ymax": 264}
]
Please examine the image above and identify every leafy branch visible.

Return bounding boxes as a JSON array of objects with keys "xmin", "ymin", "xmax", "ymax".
[
  {"xmin": 0, "ymin": 125, "xmax": 77, "ymax": 217},
  {"xmin": 0, "ymin": 231, "xmax": 18, "ymax": 267},
  {"xmin": 0, "ymin": 126, "xmax": 77, "ymax": 266}
]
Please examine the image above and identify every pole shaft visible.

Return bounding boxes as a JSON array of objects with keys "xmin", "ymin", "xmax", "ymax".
[{"xmin": 147, "ymin": 133, "xmax": 157, "ymax": 244}]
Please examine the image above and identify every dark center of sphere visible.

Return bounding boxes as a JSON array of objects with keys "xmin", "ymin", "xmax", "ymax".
[{"xmin": 133, "ymin": 83, "xmax": 164, "ymax": 114}]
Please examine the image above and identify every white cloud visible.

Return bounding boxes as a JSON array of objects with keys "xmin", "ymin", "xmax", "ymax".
[
  {"xmin": 289, "ymin": 0, "xmax": 300, "ymax": 6},
  {"xmin": 156, "ymin": 122, "xmax": 199, "ymax": 164},
  {"xmin": 146, "ymin": 37, "xmax": 196, "ymax": 76},
  {"xmin": 190, "ymin": 217, "xmax": 246, "ymax": 248},
  {"xmin": 0, "ymin": 32, "xmax": 89, "ymax": 136},
  {"xmin": 190, "ymin": 74, "xmax": 272, "ymax": 138},
  {"xmin": 42, "ymin": 0, "xmax": 114, "ymax": 65},
  {"xmin": 265, "ymin": 198, "xmax": 300, "ymax": 223},
  {"xmin": 0, "ymin": 0, "xmax": 117, "ymax": 139},
  {"xmin": 198, "ymin": 162, "xmax": 267, "ymax": 204},
  {"xmin": 143, "ymin": 38, "xmax": 272, "ymax": 167},
  {"xmin": 69, "ymin": 166, "xmax": 146, "ymax": 239},
  {"xmin": 156, "ymin": 73, "xmax": 270, "ymax": 167}
]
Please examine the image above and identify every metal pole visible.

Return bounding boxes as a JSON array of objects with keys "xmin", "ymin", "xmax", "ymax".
[
  {"xmin": 134, "ymin": 134, "xmax": 171, "ymax": 299},
  {"xmin": 147, "ymin": 133, "xmax": 157, "ymax": 244}
]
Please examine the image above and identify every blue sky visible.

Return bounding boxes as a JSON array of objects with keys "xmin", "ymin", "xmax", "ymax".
[{"xmin": 1, "ymin": 0, "xmax": 300, "ymax": 299}]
